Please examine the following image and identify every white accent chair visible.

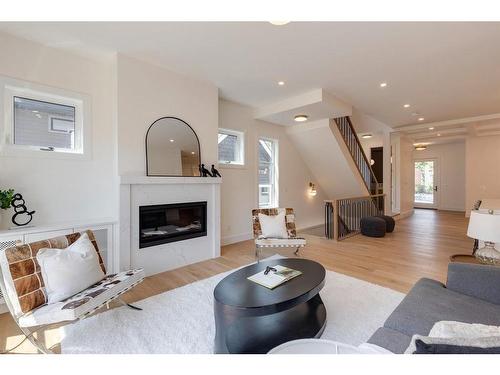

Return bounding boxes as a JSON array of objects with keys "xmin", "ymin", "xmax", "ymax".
[
  {"xmin": 0, "ymin": 230, "xmax": 145, "ymax": 353},
  {"xmin": 252, "ymin": 208, "xmax": 306, "ymax": 261}
]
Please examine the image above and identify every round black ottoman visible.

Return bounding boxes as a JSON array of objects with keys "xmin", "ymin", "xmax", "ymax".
[
  {"xmin": 360, "ymin": 216, "xmax": 386, "ymax": 237},
  {"xmin": 376, "ymin": 215, "xmax": 395, "ymax": 233}
]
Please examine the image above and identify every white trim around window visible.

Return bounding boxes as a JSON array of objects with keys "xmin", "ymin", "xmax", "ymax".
[
  {"xmin": 258, "ymin": 136, "xmax": 279, "ymax": 209},
  {"xmin": 0, "ymin": 75, "xmax": 91, "ymax": 160},
  {"xmin": 218, "ymin": 128, "xmax": 245, "ymax": 167}
]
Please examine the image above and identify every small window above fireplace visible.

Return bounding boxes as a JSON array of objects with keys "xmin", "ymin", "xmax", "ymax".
[{"xmin": 139, "ymin": 201, "xmax": 207, "ymax": 249}]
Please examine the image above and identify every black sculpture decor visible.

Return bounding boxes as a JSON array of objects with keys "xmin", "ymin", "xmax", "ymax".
[
  {"xmin": 11, "ymin": 193, "xmax": 35, "ymax": 226},
  {"xmin": 211, "ymin": 165, "xmax": 222, "ymax": 177},
  {"xmin": 199, "ymin": 164, "xmax": 213, "ymax": 177}
]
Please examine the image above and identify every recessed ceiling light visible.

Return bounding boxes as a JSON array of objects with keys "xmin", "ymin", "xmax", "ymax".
[
  {"xmin": 294, "ymin": 114, "xmax": 308, "ymax": 122},
  {"xmin": 428, "ymin": 127, "xmax": 435, "ymax": 130},
  {"xmin": 380, "ymin": 82, "xmax": 388, "ymax": 88},
  {"xmin": 278, "ymin": 81, "xmax": 285, "ymax": 86},
  {"xmin": 403, "ymin": 104, "xmax": 410, "ymax": 108},
  {"xmin": 269, "ymin": 21, "xmax": 290, "ymax": 26},
  {"xmin": 32, "ymin": 110, "xmax": 39, "ymax": 113},
  {"xmin": 191, "ymin": 151, "xmax": 195, "ymax": 155},
  {"xmin": 35, "ymin": 114, "xmax": 42, "ymax": 119},
  {"xmin": 361, "ymin": 134, "xmax": 373, "ymax": 139},
  {"xmin": 418, "ymin": 117, "xmax": 425, "ymax": 121},
  {"xmin": 437, "ymin": 133, "xmax": 441, "ymax": 137},
  {"xmin": 169, "ymin": 139, "xmax": 174, "ymax": 142}
]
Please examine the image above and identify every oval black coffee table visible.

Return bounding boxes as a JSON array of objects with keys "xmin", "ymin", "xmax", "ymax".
[{"xmin": 213, "ymin": 258, "xmax": 327, "ymax": 354}]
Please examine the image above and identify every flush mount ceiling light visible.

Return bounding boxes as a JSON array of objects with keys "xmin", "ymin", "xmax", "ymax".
[
  {"xmin": 429, "ymin": 127, "xmax": 435, "ymax": 130},
  {"xmin": 418, "ymin": 117, "xmax": 425, "ymax": 122},
  {"xmin": 361, "ymin": 134, "xmax": 373, "ymax": 139},
  {"xmin": 414, "ymin": 145, "xmax": 427, "ymax": 151},
  {"xmin": 294, "ymin": 114, "xmax": 308, "ymax": 122},
  {"xmin": 278, "ymin": 81, "xmax": 285, "ymax": 86},
  {"xmin": 269, "ymin": 21, "xmax": 290, "ymax": 26},
  {"xmin": 403, "ymin": 104, "xmax": 410, "ymax": 108},
  {"xmin": 379, "ymin": 82, "xmax": 388, "ymax": 88},
  {"xmin": 169, "ymin": 139, "xmax": 174, "ymax": 142}
]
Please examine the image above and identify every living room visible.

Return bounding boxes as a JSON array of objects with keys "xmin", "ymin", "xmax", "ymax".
[{"xmin": 1, "ymin": 1, "xmax": 500, "ymax": 372}]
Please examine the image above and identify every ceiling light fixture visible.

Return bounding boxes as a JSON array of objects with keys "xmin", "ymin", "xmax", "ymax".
[
  {"xmin": 418, "ymin": 117, "xmax": 425, "ymax": 121},
  {"xmin": 361, "ymin": 134, "xmax": 373, "ymax": 139},
  {"xmin": 269, "ymin": 21, "xmax": 290, "ymax": 26},
  {"xmin": 278, "ymin": 81, "xmax": 285, "ymax": 86},
  {"xmin": 429, "ymin": 127, "xmax": 435, "ymax": 130},
  {"xmin": 414, "ymin": 145, "xmax": 427, "ymax": 151},
  {"xmin": 403, "ymin": 104, "xmax": 410, "ymax": 108},
  {"xmin": 191, "ymin": 152, "xmax": 195, "ymax": 155},
  {"xmin": 380, "ymin": 82, "xmax": 388, "ymax": 88},
  {"xmin": 169, "ymin": 139, "xmax": 174, "ymax": 142},
  {"xmin": 309, "ymin": 182, "xmax": 317, "ymax": 197},
  {"xmin": 294, "ymin": 114, "xmax": 308, "ymax": 122},
  {"xmin": 437, "ymin": 133, "xmax": 441, "ymax": 137}
]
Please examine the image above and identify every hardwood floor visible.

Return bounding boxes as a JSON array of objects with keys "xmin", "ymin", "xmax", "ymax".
[{"xmin": 0, "ymin": 209, "xmax": 471, "ymax": 353}]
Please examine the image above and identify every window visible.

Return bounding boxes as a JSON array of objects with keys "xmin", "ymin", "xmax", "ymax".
[
  {"xmin": 218, "ymin": 128, "xmax": 244, "ymax": 165},
  {"xmin": 0, "ymin": 76, "xmax": 89, "ymax": 158},
  {"xmin": 258, "ymin": 138, "xmax": 278, "ymax": 208}
]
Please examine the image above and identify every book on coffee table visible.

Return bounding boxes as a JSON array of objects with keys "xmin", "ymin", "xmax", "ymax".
[{"xmin": 247, "ymin": 265, "xmax": 302, "ymax": 289}]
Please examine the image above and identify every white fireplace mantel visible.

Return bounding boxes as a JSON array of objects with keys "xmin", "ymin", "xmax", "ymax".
[
  {"xmin": 120, "ymin": 175, "xmax": 222, "ymax": 185},
  {"xmin": 119, "ymin": 175, "xmax": 221, "ymax": 276}
]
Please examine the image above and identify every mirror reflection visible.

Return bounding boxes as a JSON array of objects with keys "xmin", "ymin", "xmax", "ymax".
[{"xmin": 146, "ymin": 117, "xmax": 201, "ymax": 176}]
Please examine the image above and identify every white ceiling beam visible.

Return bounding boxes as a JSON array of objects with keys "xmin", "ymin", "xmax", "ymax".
[{"xmin": 393, "ymin": 113, "xmax": 500, "ymax": 132}]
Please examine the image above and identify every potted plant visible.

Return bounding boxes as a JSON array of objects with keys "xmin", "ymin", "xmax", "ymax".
[{"xmin": 0, "ymin": 189, "xmax": 15, "ymax": 226}]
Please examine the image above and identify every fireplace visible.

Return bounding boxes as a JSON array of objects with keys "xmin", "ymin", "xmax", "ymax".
[{"xmin": 139, "ymin": 201, "xmax": 207, "ymax": 249}]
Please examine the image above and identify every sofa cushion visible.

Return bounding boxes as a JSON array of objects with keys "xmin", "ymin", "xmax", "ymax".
[
  {"xmin": 384, "ymin": 278, "xmax": 500, "ymax": 338},
  {"xmin": 367, "ymin": 327, "xmax": 411, "ymax": 354}
]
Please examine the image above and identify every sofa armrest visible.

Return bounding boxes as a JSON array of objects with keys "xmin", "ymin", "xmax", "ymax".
[{"xmin": 446, "ymin": 263, "xmax": 500, "ymax": 305}]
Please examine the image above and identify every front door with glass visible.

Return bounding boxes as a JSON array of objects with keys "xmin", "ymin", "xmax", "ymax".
[{"xmin": 414, "ymin": 159, "xmax": 438, "ymax": 209}]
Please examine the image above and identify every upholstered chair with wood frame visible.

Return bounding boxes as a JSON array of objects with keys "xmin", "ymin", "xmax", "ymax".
[
  {"xmin": 0, "ymin": 230, "xmax": 145, "ymax": 354},
  {"xmin": 252, "ymin": 208, "xmax": 306, "ymax": 261}
]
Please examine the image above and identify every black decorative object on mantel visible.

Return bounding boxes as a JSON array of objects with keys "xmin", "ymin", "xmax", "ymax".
[
  {"xmin": 199, "ymin": 164, "xmax": 213, "ymax": 177},
  {"xmin": 211, "ymin": 165, "xmax": 222, "ymax": 178},
  {"xmin": 11, "ymin": 193, "xmax": 36, "ymax": 226}
]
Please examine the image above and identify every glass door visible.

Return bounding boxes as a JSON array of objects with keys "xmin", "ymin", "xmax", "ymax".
[{"xmin": 414, "ymin": 159, "xmax": 438, "ymax": 208}]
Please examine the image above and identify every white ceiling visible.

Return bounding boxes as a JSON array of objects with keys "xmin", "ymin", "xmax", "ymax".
[{"xmin": 2, "ymin": 22, "xmax": 500, "ymax": 127}]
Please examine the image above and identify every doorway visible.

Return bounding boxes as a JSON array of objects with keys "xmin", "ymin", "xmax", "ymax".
[{"xmin": 414, "ymin": 159, "xmax": 439, "ymax": 209}]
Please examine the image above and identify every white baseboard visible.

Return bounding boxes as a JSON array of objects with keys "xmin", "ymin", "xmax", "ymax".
[
  {"xmin": 221, "ymin": 232, "xmax": 253, "ymax": 246},
  {"xmin": 393, "ymin": 209, "xmax": 414, "ymax": 221}
]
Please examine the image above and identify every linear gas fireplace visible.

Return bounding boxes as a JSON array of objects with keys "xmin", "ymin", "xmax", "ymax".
[{"xmin": 139, "ymin": 201, "xmax": 207, "ymax": 249}]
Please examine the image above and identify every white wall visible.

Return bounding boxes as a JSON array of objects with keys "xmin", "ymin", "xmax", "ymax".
[
  {"xmin": 412, "ymin": 142, "xmax": 466, "ymax": 212},
  {"xmin": 0, "ymin": 32, "xmax": 116, "ymax": 228},
  {"xmin": 115, "ymin": 54, "xmax": 219, "ymax": 176},
  {"xmin": 466, "ymin": 134, "xmax": 500, "ymax": 214},
  {"xmin": 219, "ymin": 99, "xmax": 327, "ymax": 245}
]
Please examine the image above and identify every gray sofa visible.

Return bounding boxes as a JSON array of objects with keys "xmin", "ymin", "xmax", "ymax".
[{"xmin": 367, "ymin": 263, "xmax": 500, "ymax": 353}]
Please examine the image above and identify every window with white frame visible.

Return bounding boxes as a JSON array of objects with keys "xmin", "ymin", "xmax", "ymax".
[
  {"xmin": 258, "ymin": 138, "xmax": 278, "ymax": 208},
  {"xmin": 0, "ymin": 76, "xmax": 89, "ymax": 158},
  {"xmin": 218, "ymin": 128, "xmax": 244, "ymax": 165}
]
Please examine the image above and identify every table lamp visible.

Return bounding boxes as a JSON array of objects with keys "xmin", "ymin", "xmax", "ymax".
[{"xmin": 467, "ymin": 211, "xmax": 500, "ymax": 264}]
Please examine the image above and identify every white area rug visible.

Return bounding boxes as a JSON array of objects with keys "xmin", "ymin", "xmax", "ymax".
[{"xmin": 60, "ymin": 256, "xmax": 404, "ymax": 354}]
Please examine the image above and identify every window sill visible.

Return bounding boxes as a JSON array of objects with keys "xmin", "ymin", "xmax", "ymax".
[{"xmin": 0, "ymin": 145, "xmax": 90, "ymax": 161}]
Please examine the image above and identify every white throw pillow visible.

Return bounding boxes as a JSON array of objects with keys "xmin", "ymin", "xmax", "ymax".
[
  {"xmin": 430, "ymin": 321, "xmax": 500, "ymax": 339},
  {"xmin": 37, "ymin": 233, "xmax": 105, "ymax": 304},
  {"xmin": 258, "ymin": 211, "xmax": 289, "ymax": 239}
]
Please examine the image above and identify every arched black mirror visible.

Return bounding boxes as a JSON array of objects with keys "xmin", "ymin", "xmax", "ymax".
[{"xmin": 146, "ymin": 117, "xmax": 201, "ymax": 176}]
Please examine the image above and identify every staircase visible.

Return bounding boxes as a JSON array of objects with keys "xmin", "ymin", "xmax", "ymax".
[
  {"xmin": 334, "ymin": 116, "xmax": 379, "ymax": 195},
  {"xmin": 325, "ymin": 116, "xmax": 385, "ymax": 240}
]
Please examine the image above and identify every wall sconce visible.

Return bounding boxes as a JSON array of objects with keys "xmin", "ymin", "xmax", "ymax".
[{"xmin": 309, "ymin": 182, "xmax": 317, "ymax": 196}]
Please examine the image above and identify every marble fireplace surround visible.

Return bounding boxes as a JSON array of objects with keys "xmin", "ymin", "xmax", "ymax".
[{"xmin": 119, "ymin": 176, "xmax": 221, "ymax": 276}]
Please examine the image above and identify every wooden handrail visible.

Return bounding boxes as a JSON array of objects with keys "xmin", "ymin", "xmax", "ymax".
[
  {"xmin": 333, "ymin": 116, "xmax": 380, "ymax": 195},
  {"xmin": 325, "ymin": 194, "xmax": 386, "ymax": 241}
]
